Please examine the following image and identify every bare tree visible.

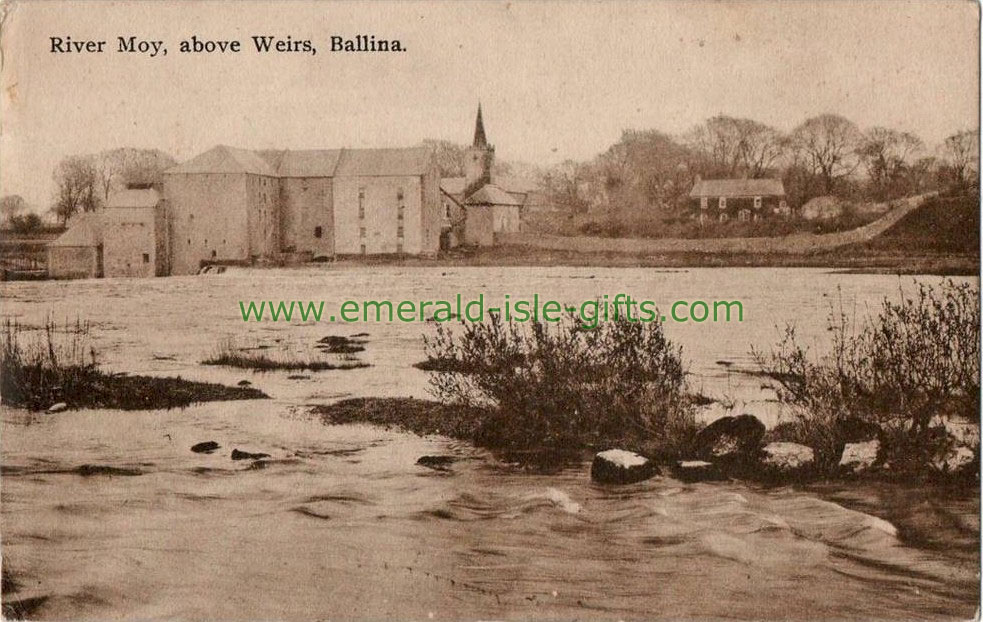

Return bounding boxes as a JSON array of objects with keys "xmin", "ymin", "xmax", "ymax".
[
  {"xmin": 790, "ymin": 114, "xmax": 862, "ymax": 193},
  {"xmin": 941, "ymin": 129, "xmax": 980, "ymax": 184},
  {"xmin": 52, "ymin": 155, "xmax": 99, "ymax": 225},
  {"xmin": 857, "ymin": 127, "xmax": 923, "ymax": 190},
  {"xmin": 0, "ymin": 194, "xmax": 27, "ymax": 225}
]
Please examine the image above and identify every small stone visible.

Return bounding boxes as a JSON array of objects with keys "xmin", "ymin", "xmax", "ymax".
[
  {"xmin": 237, "ymin": 380, "xmax": 252, "ymax": 387},
  {"xmin": 46, "ymin": 402, "xmax": 68, "ymax": 413},
  {"xmin": 840, "ymin": 440, "xmax": 880, "ymax": 473},
  {"xmin": 590, "ymin": 449, "xmax": 657, "ymax": 484},
  {"xmin": 287, "ymin": 374, "xmax": 310, "ymax": 380},
  {"xmin": 231, "ymin": 448, "xmax": 270, "ymax": 461},
  {"xmin": 191, "ymin": 441, "xmax": 220, "ymax": 454}
]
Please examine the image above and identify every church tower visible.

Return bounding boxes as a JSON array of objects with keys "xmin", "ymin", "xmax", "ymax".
[{"xmin": 464, "ymin": 104, "xmax": 494, "ymax": 198}]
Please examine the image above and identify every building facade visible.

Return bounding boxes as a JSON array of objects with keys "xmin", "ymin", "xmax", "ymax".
[
  {"xmin": 160, "ymin": 144, "xmax": 441, "ymax": 274},
  {"xmin": 47, "ymin": 107, "xmax": 500, "ymax": 278},
  {"xmin": 690, "ymin": 178, "xmax": 788, "ymax": 223},
  {"xmin": 102, "ymin": 188, "xmax": 168, "ymax": 278}
]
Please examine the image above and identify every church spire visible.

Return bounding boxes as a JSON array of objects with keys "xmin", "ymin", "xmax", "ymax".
[{"xmin": 473, "ymin": 103, "xmax": 488, "ymax": 148}]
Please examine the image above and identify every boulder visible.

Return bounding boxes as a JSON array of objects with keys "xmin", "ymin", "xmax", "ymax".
[
  {"xmin": 835, "ymin": 416, "xmax": 881, "ymax": 444},
  {"xmin": 47, "ymin": 402, "xmax": 68, "ymax": 413},
  {"xmin": 231, "ymin": 448, "xmax": 271, "ymax": 461},
  {"xmin": 691, "ymin": 415, "xmax": 766, "ymax": 463},
  {"xmin": 761, "ymin": 442, "xmax": 815, "ymax": 473},
  {"xmin": 931, "ymin": 444, "xmax": 978, "ymax": 475},
  {"xmin": 590, "ymin": 449, "xmax": 657, "ymax": 484},
  {"xmin": 839, "ymin": 439, "xmax": 880, "ymax": 473},
  {"xmin": 191, "ymin": 441, "xmax": 220, "ymax": 454},
  {"xmin": 672, "ymin": 460, "xmax": 724, "ymax": 482}
]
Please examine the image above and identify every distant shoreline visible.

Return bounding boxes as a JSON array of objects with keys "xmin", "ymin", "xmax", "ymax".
[{"xmin": 296, "ymin": 246, "xmax": 980, "ymax": 276}]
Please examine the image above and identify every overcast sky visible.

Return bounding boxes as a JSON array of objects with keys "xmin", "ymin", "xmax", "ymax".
[{"xmin": 1, "ymin": 0, "xmax": 978, "ymax": 208}]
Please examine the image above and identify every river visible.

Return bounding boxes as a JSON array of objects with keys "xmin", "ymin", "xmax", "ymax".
[{"xmin": 1, "ymin": 266, "xmax": 978, "ymax": 620}]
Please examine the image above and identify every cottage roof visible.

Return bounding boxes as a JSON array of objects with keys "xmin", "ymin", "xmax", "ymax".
[
  {"xmin": 48, "ymin": 212, "xmax": 102, "ymax": 247},
  {"xmin": 334, "ymin": 147, "xmax": 431, "ymax": 177},
  {"xmin": 166, "ymin": 145, "xmax": 277, "ymax": 176},
  {"xmin": 464, "ymin": 184, "xmax": 522, "ymax": 206},
  {"xmin": 105, "ymin": 188, "xmax": 162, "ymax": 209},
  {"xmin": 690, "ymin": 178, "xmax": 785, "ymax": 198}
]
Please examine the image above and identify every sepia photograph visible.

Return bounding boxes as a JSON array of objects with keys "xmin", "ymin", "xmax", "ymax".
[{"xmin": 0, "ymin": 1, "xmax": 980, "ymax": 620}]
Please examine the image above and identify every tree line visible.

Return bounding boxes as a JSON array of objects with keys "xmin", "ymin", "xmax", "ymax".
[{"xmin": 540, "ymin": 115, "xmax": 978, "ymax": 220}]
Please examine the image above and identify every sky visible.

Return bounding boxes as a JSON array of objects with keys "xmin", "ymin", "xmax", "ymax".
[{"xmin": 1, "ymin": 0, "xmax": 979, "ymax": 209}]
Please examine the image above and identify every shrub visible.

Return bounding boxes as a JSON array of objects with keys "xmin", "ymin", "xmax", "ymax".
[
  {"xmin": 755, "ymin": 280, "xmax": 980, "ymax": 473},
  {"xmin": 422, "ymin": 312, "xmax": 697, "ymax": 456}
]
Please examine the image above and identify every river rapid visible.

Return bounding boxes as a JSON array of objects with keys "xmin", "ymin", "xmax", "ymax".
[{"xmin": 1, "ymin": 266, "xmax": 978, "ymax": 620}]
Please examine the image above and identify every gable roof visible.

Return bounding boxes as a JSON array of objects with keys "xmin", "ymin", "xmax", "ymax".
[
  {"xmin": 441, "ymin": 175, "xmax": 539, "ymax": 196},
  {"xmin": 464, "ymin": 184, "xmax": 522, "ymax": 206},
  {"xmin": 166, "ymin": 145, "xmax": 277, "ymax": 176},
  {"xmin": 274, "ymin": 150, "xmax": 344, "ymax": 177},
  {"xmin": 334, "ymin": 147, "xmax": 431, "ymax": 177},
  {"xmin": 48, "ymin": 212, "xmax": 101, "ymax": 247},
  {"xmin": 690, "ymin": 178, "xmax": 785, "ymax": 198},
  {"xmin": 105, "ymin": 188, "xmax": 162, "ymax": 209}
]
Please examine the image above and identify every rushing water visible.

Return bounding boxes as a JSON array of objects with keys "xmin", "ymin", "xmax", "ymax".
[{"xmin": 1, "ymin": 267, "xmax": 979, "ymax": 620}]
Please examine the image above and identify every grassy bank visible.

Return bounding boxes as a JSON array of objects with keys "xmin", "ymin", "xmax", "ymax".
[
  {"xmin": 1, "ymin": 320, "xmax": 268, "ymax": 411},
  {"xmin": 202, "ymin": 337, "xmax": 370, "ymax": 371}
]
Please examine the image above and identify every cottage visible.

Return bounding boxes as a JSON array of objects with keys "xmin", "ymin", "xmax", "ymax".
[
  {"xmin": 47, "ymin": 212, "xmax": 102, "ymax": 279},
  {"xmin": 102, "ymin": 187, "xmax": 168, "ymax": 277},
  {"xmin": 690, "ymin": 178, "xmax": 788, "ymax": 223},
  {"xmin": 463, "ymin": 185, "xmax": 521, "ymax": 246}
]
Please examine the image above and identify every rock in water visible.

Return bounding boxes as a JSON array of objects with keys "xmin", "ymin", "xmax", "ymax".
[
  {"xmin": 231, "ymin": 448, "xmax": 271, "ymax": 461},
  {"xmin": 590, "ymin": 449, "xmax": 657, "ymax": 484},
  {"xmin": 416, "ymin": 455, "xmax": 457, "ymax": 470},
  {"xmin": 931, "ymin": 445, "xmax": 977, "ymax": 474},
  {"xmin": 191, "ymin": 441, "xmax": 220, "ymax": 454},
  {"xmin": 761, "ymin": 442, "xmax": 815, "ymax": 474},
  {"xmin": 692, "ymin": 415, "xmax": 765, "ymax": 462},
  {"xmin": 672, "ymin": 460, "xmax": 723, "ymax": 482},
  {"xmin": 237, "ymin": 380, "xmax": 252, "ymax": 386},
  {"xmin": 839, "ymin": 440, "xmax": 880, "ymax": 473},
  {"xmin": 47, "ymin": 402, "xmax": 68, "ymax": 413}
]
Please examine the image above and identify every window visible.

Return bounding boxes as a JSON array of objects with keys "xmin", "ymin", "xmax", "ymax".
[
  {"xmin": 358, "ymin": 187, "xmax": 365, "ymax": 200},
  {"xmin": 397, "ymin": 242, "xmax": 403, "ymax": 254},
  {"xmin": 360, "ymin": 244, "xmax": 366, "ymax": 255},
  {"xmin": 359, "ymin": 227, "xmax": 366, "ymax": 238},
  {"xmin": 700, "ymin": 197, "xmax": 708, "ymax": 210},
  {"xmin": 396, "ymin": 188, "xmax": 404, "ymax": 201},
  {"xmin": 211, "ymin": 250, "xmax": 217, "ymax": 258},
  {"xmin": 358, "ymin": 187, "xmax": 366, "ymax": 219},
  {"xmin": 719, "ymin": 213, "xmax": 729, "ymax": 223},
  {"xmin": 718, "ymin": 197, "xmax": 727, "ymax": 210},
  {"xmin": 397, "ymin": 225, "xmax": 404, "ymax": 238},
  {"xmin": 444, "ymin": 204, "xmax": 451, "ymax": 219},
  {"xmin": 314, "ymin": 226, "xmax": 323, "ymax": 239},
  {"xmin": 738, "ymin": 209, "xmax": 751, "ymax": 222},
  {"xmin": 397, "ymin": 205, "xmax": 404, "ymax": 221},
  {"xmin": 142, "ymin": 253, "xmax": 150, "ymax": 263},
  {"xmin": 753, "ymin": 196, "xmax": 762, "ymax": 209}
]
